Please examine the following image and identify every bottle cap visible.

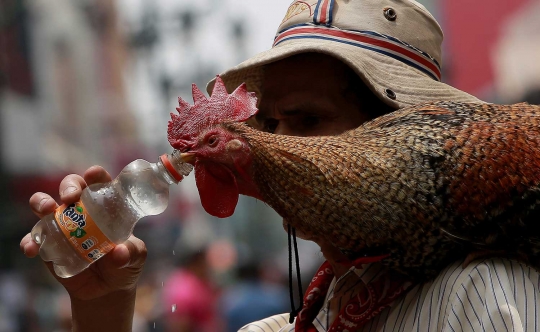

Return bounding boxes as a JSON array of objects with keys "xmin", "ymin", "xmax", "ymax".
[{"xmin": 160, "ymin": 154, "xmax": 184, "ymax": 182}]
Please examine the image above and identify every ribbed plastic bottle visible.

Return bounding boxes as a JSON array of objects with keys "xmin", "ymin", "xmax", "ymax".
[{"xmin": 31, "ymin": 150, "xmax": 193, "ymax": 278}]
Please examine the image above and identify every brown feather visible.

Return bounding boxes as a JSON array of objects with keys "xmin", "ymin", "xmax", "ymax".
[{"xmin": 221, "ymin": 101, "xmax": 540, "ymax": 279}]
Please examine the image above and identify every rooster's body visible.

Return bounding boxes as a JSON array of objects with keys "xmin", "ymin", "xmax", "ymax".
[{"xmin": 168, "ymin": 78, "xmax": 540, "ymax": 279}]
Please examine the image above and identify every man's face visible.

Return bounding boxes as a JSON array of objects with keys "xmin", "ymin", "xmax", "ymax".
[
  {"xmin": 253, "ymin": 53, "xmax": 374, "ymax": 137},
  {"xmin": 253, "ymin": 53, "xmax": 377, "ymax": 253}
]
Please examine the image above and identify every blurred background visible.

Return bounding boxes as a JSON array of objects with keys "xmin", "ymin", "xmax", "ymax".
[{"xmin": 1, "ymin": 0, "xmax": 539, "ymax": 331}]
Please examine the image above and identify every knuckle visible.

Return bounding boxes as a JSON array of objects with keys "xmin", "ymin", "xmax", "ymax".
[
  {"xmin": 140, "ymin": 244, "xmax": 148, "ymax": 259},
  {"xmin": 134, "ymin": 239, "xmax": 148, "ymax": 257},
  {"xmin": 123, "ymin": 236, "xmax": 148, "ymax": 266}
]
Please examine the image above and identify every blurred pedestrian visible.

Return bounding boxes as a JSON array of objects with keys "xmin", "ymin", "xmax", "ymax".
[
  {"xmin": 220, "ymin": 259, "xmax": 288, "ymax": 332},
  {"xmin": 162, "ymin": 246, "xmax": 221, "ymax": 332}
]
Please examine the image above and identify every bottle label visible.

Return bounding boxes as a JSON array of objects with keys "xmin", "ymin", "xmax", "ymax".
[{"xmin": 54, "ymin": 202, "xmax": 115, "ymax": 263}]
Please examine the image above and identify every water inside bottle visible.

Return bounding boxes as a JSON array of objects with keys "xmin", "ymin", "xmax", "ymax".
[
  {"xmin": 120, "ymin": 167, "xmax": 170, "ymax": 216},
  {"xmin": 82, "ymin": 161, "xmax": 172, "ymax": 244}
]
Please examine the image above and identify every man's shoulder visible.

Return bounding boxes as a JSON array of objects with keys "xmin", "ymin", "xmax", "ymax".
[
  {"xmin": 431, "ymin": 257, "xmax": 537, "ymax": 285},
  {"xmin": 424, "ymin": 257, "xmax": 540, "ymax": 303},
  {"xmin": 237, "ymin": 313, "xmax": 292, "ymax": 332},
  {"xmin": 376, "ymin": 258, "xmax": 540, "ymax": 332}
]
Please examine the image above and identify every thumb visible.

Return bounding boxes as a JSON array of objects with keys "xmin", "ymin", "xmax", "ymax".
[
  {"xmin": 109, "ymin": 236, "xmax": 147, "ymax": 269},
  {"xmin": 109, "ymin": 244, "xmax": 131, "ymax": 268}
]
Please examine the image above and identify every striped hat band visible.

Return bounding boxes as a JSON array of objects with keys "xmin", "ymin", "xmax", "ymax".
[{"xmin": 273, "ymin": 23, "xmax": 442, "ymax": 82}]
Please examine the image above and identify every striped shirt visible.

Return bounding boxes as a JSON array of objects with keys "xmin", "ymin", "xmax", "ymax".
[{"xmin": 238, "ymin": 258, "xmax": 540, "ymax": 331}]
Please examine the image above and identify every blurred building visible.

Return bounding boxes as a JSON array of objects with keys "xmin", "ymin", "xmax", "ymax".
[
  {"xmin": 492, "ymin": 0, "xmax": 540, "ymax": 103},
  {"xmin": 1, "ymin": 0, "xmax": 136, "ymax": 176},
  {"xmin": 441, "ymin": 0, "xmax": 539, "ymax": 102}
]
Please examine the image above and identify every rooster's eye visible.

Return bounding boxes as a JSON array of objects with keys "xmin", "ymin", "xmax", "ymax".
[{"xmin": 208, "ymin": 135, "xmax": 218, "ymax": 147}]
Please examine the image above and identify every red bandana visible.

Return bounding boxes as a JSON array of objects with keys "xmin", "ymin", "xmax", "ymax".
[{"xmin": 295, "ymin": 261, "xmax": 413, "ymax": 331}]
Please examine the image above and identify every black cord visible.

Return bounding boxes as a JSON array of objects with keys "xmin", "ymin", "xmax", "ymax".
[
  {"xmin": 292, "ymin": 227, "xmax": 304, "ymax": 303},
  {"xmin": 288, "ymin": 224, "xmax": 304, "ymax": 324}
]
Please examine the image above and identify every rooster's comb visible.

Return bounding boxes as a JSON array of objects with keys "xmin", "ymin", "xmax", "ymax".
[{"xmin": 167, "ymin": 76, "xmax": 258, "ymax": 151}]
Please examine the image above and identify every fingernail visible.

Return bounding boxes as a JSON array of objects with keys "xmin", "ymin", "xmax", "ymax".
[
  {"xmin": 38, "ymin": 198, "xmax": 49, "ymax": 212},
  {"xmin": 62, "ymin": 186, "xmax": 77, "ymax": 196}
]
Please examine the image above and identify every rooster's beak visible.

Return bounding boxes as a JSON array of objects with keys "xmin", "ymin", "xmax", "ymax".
[{"xmin": 180, "ymin": 152, "xmax": 196, "ymax": 164}]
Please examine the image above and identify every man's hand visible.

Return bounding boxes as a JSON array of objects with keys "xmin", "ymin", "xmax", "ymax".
[{"xmin": 20, "ymin": 166, "xmax": 146, "ymax": 331}]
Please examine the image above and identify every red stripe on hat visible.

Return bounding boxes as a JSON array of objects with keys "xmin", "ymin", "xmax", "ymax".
[
  {"xmin": 274, "ymin": 26, "xmax": 441, "ymax": 80},
  {"xmin": 319, "ymin": 0, "xmax": 329, "ymax": 24}
]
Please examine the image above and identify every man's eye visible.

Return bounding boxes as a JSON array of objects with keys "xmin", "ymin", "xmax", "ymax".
[{"xmin": 263, "ymin": 119, "xmax": 279, "ymax": 133}]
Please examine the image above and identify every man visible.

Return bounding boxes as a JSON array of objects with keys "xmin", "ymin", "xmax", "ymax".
[{"xmin": 20, "ymin": 0, "xmax": 540, "ymax": 331}]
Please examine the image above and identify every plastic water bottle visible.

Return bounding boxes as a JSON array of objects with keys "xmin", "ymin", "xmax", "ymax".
[{"xmin": 31, "ymin": 150, "xmax": 193, "ymax": 278}]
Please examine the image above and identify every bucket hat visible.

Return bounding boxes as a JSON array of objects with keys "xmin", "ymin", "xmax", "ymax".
[{"xmin": 207, "ymin": 0, "xmax": 482, "ymax": 109}]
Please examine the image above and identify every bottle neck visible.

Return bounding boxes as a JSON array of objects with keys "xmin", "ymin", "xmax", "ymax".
[
  {"xmin": 157, "ymin": 151, "xmax": 193, "ymax": 185},
  {"xmin": 154, "ymin": 159, "xmax": 179, "ymax": 185}
]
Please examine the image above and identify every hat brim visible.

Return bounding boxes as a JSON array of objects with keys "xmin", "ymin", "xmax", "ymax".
[{"xmin": 207, "ymin": 38, "xmax": 481, "ymax": 109}]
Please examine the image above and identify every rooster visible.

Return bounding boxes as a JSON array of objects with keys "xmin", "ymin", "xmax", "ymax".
[{"xmin": 168, "ymin": 76, "xmax": 540, "ymax": 279}]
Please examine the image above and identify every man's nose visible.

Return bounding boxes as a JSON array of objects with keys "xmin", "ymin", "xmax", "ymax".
[
  {"xmin": 274, "ymin": 125, "xmax": 287, "ymax": 135},
  {"xmin": 273, "ymin": 123, "xmax": 298, "ymax": 136}
]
